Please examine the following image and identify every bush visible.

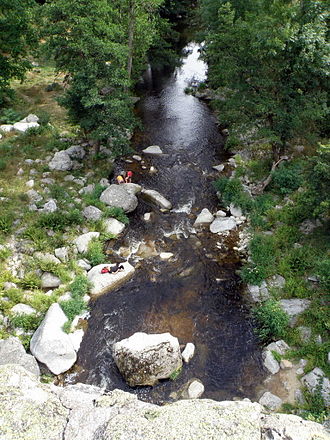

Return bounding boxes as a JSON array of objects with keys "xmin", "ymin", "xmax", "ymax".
[
  {"xmin": 0, "ymin": 108, "xmax": 22, "ymax": 124},
  {"xmin": 103, "ymin": 206, "xmax": 129, "ymax": 225},
  {"xmin": 18, "ymin": 273, "xmax": 41, "ymax": 290},
  {"xmin": 213, "ymin": 177, "xmax": 253, "ymax": 212},
  {"xmin": 0, "ymin": 214, "xmax": 14, "ymax": 235},
  {"xmin": 37, "ymin": 209, "xmax": 83, "ymax": 231},
  {"xmin": 270, "ymin": 161, "xmax": 304, "ymax": 195},
  {"xmin": 70, "ymin": 275, "xmax": 90, "ymax": 298},
  {"xmin": 85, "ymin": 239, "xmax": 105, "ymax": 266},
  {"xmin": 0, "ymin": 158, "xmax": 7, "ymax": 171},
  {"xmin": 9, "ymin": 314, "xmax": 42, "ymax": 332},
  {"xmin": 316, "ymin": 258, "xmax": 330, "ymax": 291},
  {"xmin": 0, "ymin": 247, "xmax": 11, "ymax": 261},
  {"xmin": 253, "ymin": 300, "xmax": 290, "ymax": 342},
  {"xmin": 60, "ymin": 275, "xmax": 90, "ymax": 330},
  {"xmin": 279, "ymin": 247, "xmax": 315, "ymax": 276},
  {"xmin": 60, "ymin": 297, "xmax": 85, "ymax": 323}
]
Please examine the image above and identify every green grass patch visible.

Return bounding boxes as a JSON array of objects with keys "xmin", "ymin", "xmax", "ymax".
[
  {"xmin": 252, "ymin": 299, "xmax": 290, "ymax": 343},
  {"xmin": 103, "ymin": 206, "xmax": 129, "ymax": 225},
  {"xmin": 85, "ymin": 238, "xmax": 106, "ymax": 266},
  {"xmin": 36, "ymin": 209, "xmax": 83, "ymax": 231},
  {"xmin": 9, "ymin": 313, "xmax": 42, "ymax": 332}
]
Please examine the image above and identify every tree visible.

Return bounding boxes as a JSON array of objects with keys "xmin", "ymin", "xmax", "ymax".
[
  {"xmin": 199, "ymin": 0, "xmax": 329, "ymax": 158},
  {"xmin": 43, "ymin": 0, "xmax": 135, "ymax": 155},
  {"xmin": 0, "ymin": 0, "xmax": 38, "ymax": 105}
]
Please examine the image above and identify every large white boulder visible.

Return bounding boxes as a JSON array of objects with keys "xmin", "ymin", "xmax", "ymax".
[
  {"xmin": 49, "ymin": 151, "xmax": 73, "ymax": 171},
  {"xmin": 19, "ymin": 113, "xmax": 39, "ymax": 123},
  {"xmin": 112, "ymin": 332, "xmax": 182, "ymax": 386},
  {"xmin": 87, "ymin": 262, "xmax": 135, "ymax": 297},
  {"xmin": 13, "ymin": 121, "xmax": 39, "ymax": 133},
  {"xmin": 193, "ymin": 208, "xmax": 214, "ymax": 227},
  {"xmin": 0, "ymin": 124, "xmax": 14, "ymax": 132},
  {"xmin": 74, "ymin": 232, "xmax": 100, "ymax": 254},
  {"xmin": 141, "ymin": 189, "xmax": 172, "ymax": 210},
  {"xmin": 100, "ymin": 185, "xmax": 138, "ymax": 213},
  {"xmin": 210, "ymin": 217, "xmax": 237, "ymax": 233},
  {"xmin": 30, "ymin": 303, "xmax": 77, "ymax": 375}
]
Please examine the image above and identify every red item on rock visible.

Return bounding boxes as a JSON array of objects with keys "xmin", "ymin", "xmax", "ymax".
[{"xmin": 101, "ymin": 267, "xmax": 110, "ymax": 274}]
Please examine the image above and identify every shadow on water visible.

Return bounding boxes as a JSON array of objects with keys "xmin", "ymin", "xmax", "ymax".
[{"xmin": 70, "ymin": 43, "xmax": 265, "ymax": 404}]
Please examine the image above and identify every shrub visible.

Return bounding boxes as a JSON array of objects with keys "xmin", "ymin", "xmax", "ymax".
[
  {"xmin": 0, "ymin": 215, "xmax": 14, "ymax": 235},
  {"xmin": 27, "ymin": 293, "xmax": 55, "ymax": 313},
  {"xmin": 240, "ymin": 264, "xmax": 269, "ymax": 285},
  {"xmin": 9, "ymin": 313, "xmax": 42, "ymax": 332},
  {"xmin": 253, "ymin": 299, "xmax": 290, "ymax": 342},
  {"xmin": 18, "ymin": 273, "xmax": 41, "ymax": 290},
  {"xmin": 213, "ymin": 177, "xmax": 253, "ymax": 212},
  {"xmin": 270, "ymin": 161, "xmax": 304, "ymax": 195},
  {"xmin": 0, "ymin": 158, "xmax": 7, "ymax": 171},
  {"xmin": 279, "ymin": 247, "xmax": 314, "ymax": 276},
  {"xmin": 60, "ymin": 275, "xmax": 90, "ymax": 330},
  {"xmin": 0, "ymin": 108, "xmax": 22, "ymax": 124},
  {"xmin": 103, "ymin": 206, "xmax": 129, "ymax": 224},
  {"xmin": 316, "ymin": 258, "xmax": 330, "ymax": 291},
  {"xmin": 70, "ymin": 275, "xmax": 90, "ymax": 298},
  {"xmin": 273, "ymin": 225, "xmax": 301, "ymax": 249},
  {"xmin": 60, "ymin": 297, "xmax": 85, "ymax": 323},
  {"xmin": 85, "ymin": 239, "xmax": 105, "ymax": 266},
  {"xmin": 0, "ymin": 247, "xmax": 11, "ymax": 261},
  {"xmin": 37, "ymin": 209, "xmax": 83, "ymax": 231}
]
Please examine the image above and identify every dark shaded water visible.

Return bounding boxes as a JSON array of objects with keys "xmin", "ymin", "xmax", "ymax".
[{"xmin": 71, "ymin": 44, "xmax": 265, "ymax": 403}]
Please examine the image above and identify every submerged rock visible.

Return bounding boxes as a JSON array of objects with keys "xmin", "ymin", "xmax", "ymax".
[
  {"xmin": 87, "ymin": 262, "xmax": 135, "ymax": 297},
  {"xmin": 182, "ymin": 342, "xmax": 195, "ymax": 363},
  {"xmin": 100, "ymin": 184, "xmax": 138, "ymax": 213},
  {"xmin": 112, "ymin": 332, "xmax": 182, "ymax": 386},
  {"xmin": 30, "ymin": 303, "xmax": 77, "ymax": 375},
  {"xmin": 187, "ymin": 380, "xmax": 205, "ymax": 399},
  {"xmin": 141, "ymin": 189, "xmax": 172, "ymax": 210}
]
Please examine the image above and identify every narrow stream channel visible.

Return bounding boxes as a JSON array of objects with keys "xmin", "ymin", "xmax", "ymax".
[{"xmin": 71, "ymin": 43, "xmax": 265, "ymax": 404}]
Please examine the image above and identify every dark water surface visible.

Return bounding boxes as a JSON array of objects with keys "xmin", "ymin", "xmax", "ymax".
[{"xmin": 71, "ymin": 44, "xmax": 265, "ymax": 403}]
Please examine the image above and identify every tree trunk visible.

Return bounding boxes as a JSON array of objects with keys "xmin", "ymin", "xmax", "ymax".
[
  {"xmin": 93, "ymin": 139, "xmax": 100, "ymax": 156},
  {"xmin": 127, "ymin": 0, "xmax": 135, "ymax": 82},
  {"xmin": 252, "ymin": 156, "xmax": 290, "ymax": 195}
]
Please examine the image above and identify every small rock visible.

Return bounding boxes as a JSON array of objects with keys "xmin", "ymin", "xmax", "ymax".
[
  {"xmin": 65, "ymin": 145, "xmax": 86, "ymax": 160},
  {"xmin": 3, "ymin": 282, "xmax": 17, "ymax": 290},
  {"xmin": 55, "ymin": 247, "xmax": 69, "ymax": 263},
  {"xmin": 144, "ymin": 212, "xmax": 152, "ymax": 221},
  {"xmin": 187, "ymin": 380, "xmax": 205, "ymax": 399},
  {"xmin": 259, "ymin": 392, "xmax": 283, "ymax": 411},
  {"xmin": 212, "ymin": 164, "xmax": 225, "ymax": 172},
  {"xmin": 229, "ymin": 204, "xmax": 242, "ymax": 217},
  {"xmin": 210, "ymin": 217, "xmax": 236, "ymax": 234},
  {"xmin": 99, "ymin": 178, "xmax": 110, "ymax": 187},
  {"xmin": 149, "ymin": 166, "xmax": 157, "ymax": 174},
  {"xmin": 34, "ymin": 252, "xmax": 61, "ymax": 265},
  {"xmin": 182, "ymin": 343, "xmax": 195, "ymax": 363},
  {"xmin": 193, "ymin": 208, "xmax": 214, "ymax": 227},
  {"xmin": 83, "ymin": 206, "xmax": 103, "ymax": 221},
  {"xmin": 74, "ymin": 232, "xmax": 100, "ymax": 254},
  {"xmin": 49, "ymin": 151, "xmax": 73, "ymax": 171},
  {"xmin": 26, "ymin": 189, "xmax": 42, "ymax": 202},
  {"xmin": 132, "ymin": 155, "xmax": 142, "ymax": 161},
  {"xmin": 77, "ymin": 259, "xmax": 92, "ymax": 271},
  {"xmin": 43, "ymin": 199, "xmax": 57, "ymax": 213},
  {"xmin": 79, "ymin": 184, "xmax": 95, "ymax": 195},
  {"xmin": 265, "ymin": 340, "xmax": 290, "ymax": 356},
  {"xmin": 26, "ymin": 179, "xmax": 34, "ymax": 188},
  {"xmin": 301, "ymin": 368, "xmax": 330, "ymax": 406},
  {"xmin": 298, "ymin": 326, "xmax": 312, "ymax": 342},
  {"xmin": 267, "ymin": 274, "xmax": 286, "ymax": 289},
  {"xmin": 279, "ymin": 299, "xmax": 311, "ymax": 327},
  {"xmin": 262, "ymin": 350, "xmax": 280, "ymax": 374},
  {"xmin": 280, "ymin": 359, "xmax": 293, "ymax": 370},
  {"xmin": 0, "ymin": 124, "xmax": 14, "ymax": 132},
  {"xmin": 41, "ymin": 272, "xmax": 61, "ymax": 289},
  {"xmin": 215, "ymin": 210, "xmax": 226, "ymax": 217},
  {"xmin": 142, "ymin": 145, "xmax": 163, "ymax": 155},
  {"xmin": 11, "ymin": 304, "xmax": 36, "ymax": 316},
  {"xmin": 160, "ymin": 252, "xmax": 174, "ymax": 260},
  {"xmin": 17, "ymin": 168, "xmax": 24, "ymax": 176},
  {"xmin": 104, "ymin": 218, "xmax": 125, "ymax": 235}
]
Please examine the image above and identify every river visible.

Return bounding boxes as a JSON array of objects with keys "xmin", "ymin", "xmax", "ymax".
[{"xmin": 70, "ymin": 43, "xmax": 265, "ymax": 404}]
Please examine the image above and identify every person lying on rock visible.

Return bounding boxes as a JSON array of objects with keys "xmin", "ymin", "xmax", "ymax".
[{"xmin": 101, "ymin": 263, "xmax": 125, "ymax": 274}]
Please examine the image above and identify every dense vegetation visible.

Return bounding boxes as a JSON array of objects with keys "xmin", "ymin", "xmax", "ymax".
[{"xmin": 201, "ymin": 0, "xmax": 329, "ymax": 422}]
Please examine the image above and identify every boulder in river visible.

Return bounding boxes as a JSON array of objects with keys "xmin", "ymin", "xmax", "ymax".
[
  {"xmin": 87, "ymin": 262, "xmax": 135, "ymax": 297},
  {"xmin": 142, "ymin": 145, "xmax": 163, "ymax": 155},
  {"xmin": 112, "ymin": 332, "xmax": 182, "ymax": 386},
  {"xmin": 193, "ymin": 208, "xmax": 214, "ymax": 227},
  {"xmin": 141, "ymin": 188, "xmax": 172, "ymax": 210},
  {"xmin": 210, "ymin": 217, "xmax": 237, "ymax": 234},
  {"xmin": 30, "ymin": 303, "xmax": 77, "ymax": 375},
  {"xmin": 182, "ymin": 342, "xmax": 195, "ymax": 363},
  {"xmin": 100, "ymin": 184, "xmax": 138, "ymax": 213}
]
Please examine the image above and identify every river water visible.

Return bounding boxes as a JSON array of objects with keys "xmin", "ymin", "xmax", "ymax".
[{"xmin": 72, "ymin": 43, "xmax": 265, "ymax": 403}]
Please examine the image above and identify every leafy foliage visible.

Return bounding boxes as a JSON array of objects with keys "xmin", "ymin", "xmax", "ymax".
[
  {"xmin": 36, "ymin": 209, "xmax": 83, "ymax": 231},
  {"xmin": 85, "ymin": 239, "xmax": 106, "ymax": 266},
  {"xmin": 103, "ymin": 206, "xmax": 129, "ymax": 225},
  {"xmin": 253, "ymin": 300, "xmax": 290, "ymax": 342}
]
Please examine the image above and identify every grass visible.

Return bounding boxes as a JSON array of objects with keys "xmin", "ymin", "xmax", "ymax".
[
  {"xmin": 252, "ymin": 300, "xmax": 290, "ymax": 343},
  {"xmin": 103, "ymin": 206, "xmax": 129, "ymax": 225},
  {"xmin": 84, "ymin": 238, "xmax": 106, "ymax": 266},
  {"xmin": 60, "ymin": 275, "xmax": 90, "ymax": 332}
]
